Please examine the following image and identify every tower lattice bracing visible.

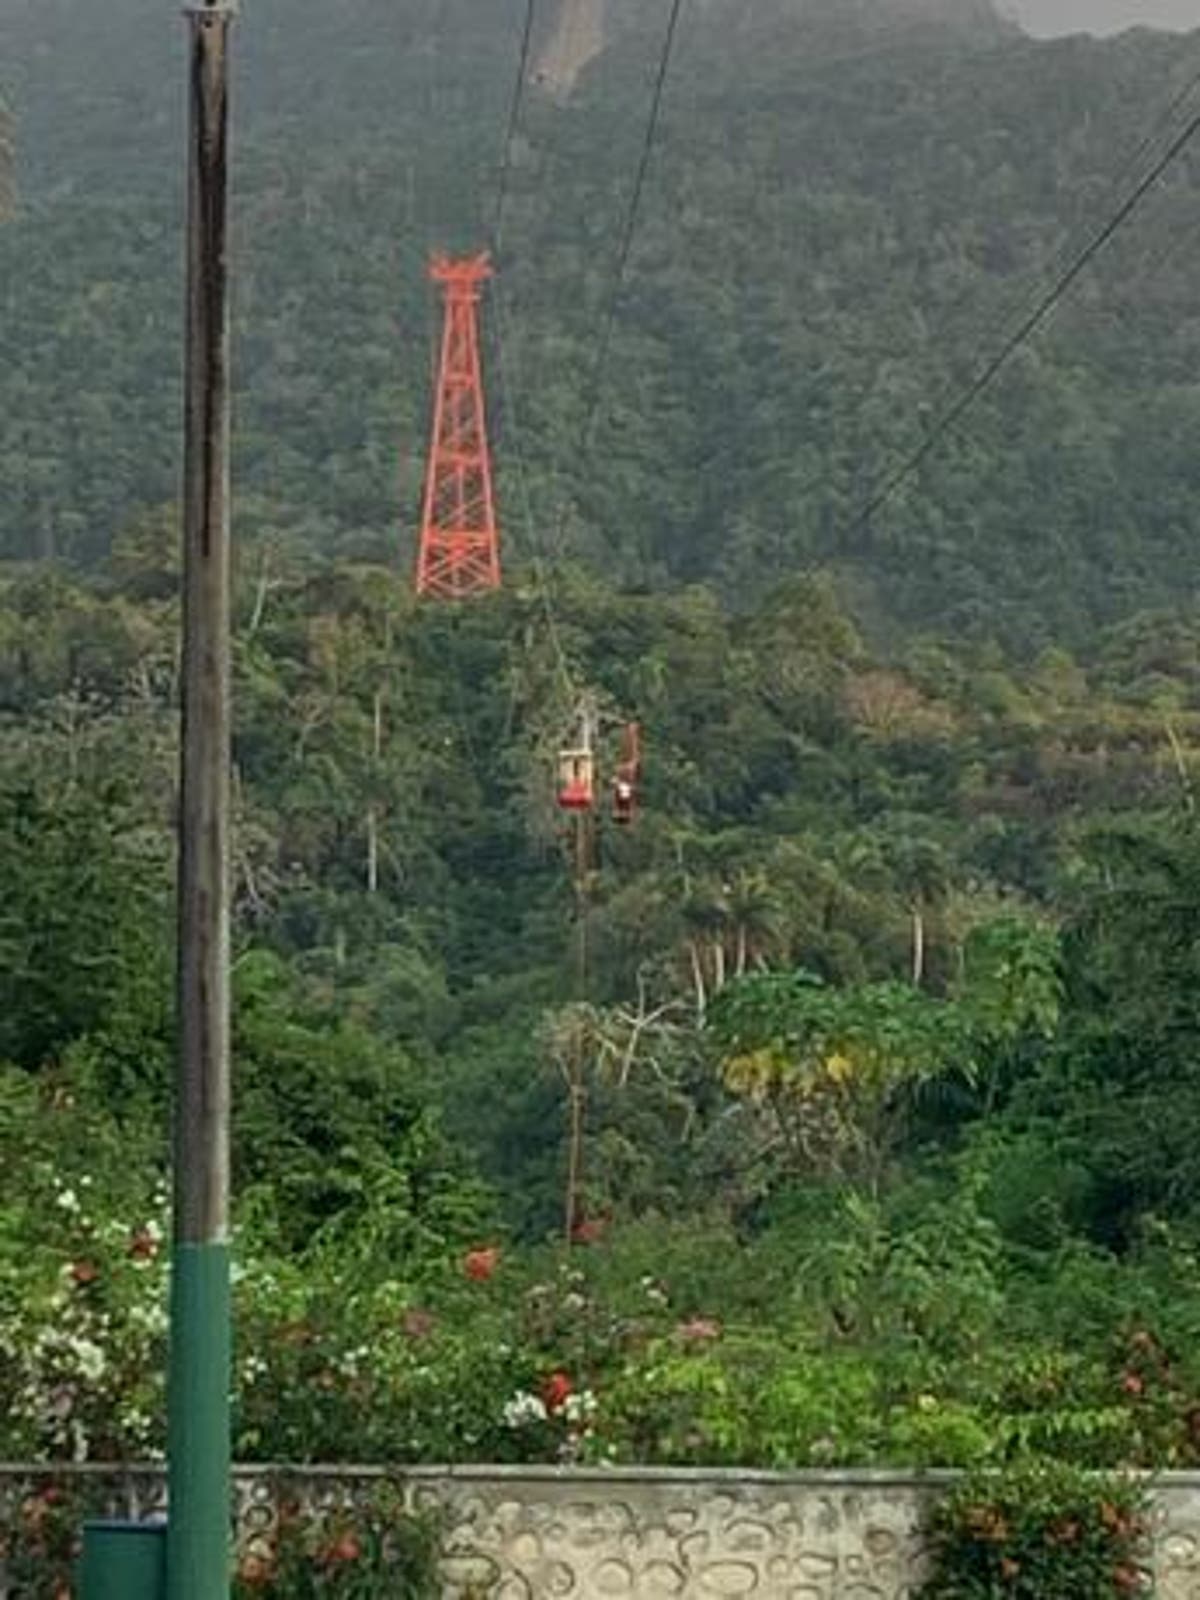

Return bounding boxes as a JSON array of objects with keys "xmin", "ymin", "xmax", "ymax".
[{"xmin": 415, "ymin": 253, "xmax": 501, "ymax": 598}]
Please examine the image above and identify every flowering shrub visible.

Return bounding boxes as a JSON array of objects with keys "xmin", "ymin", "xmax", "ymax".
[
  {"xmin": 232, "ymin": 1480, "xmax": 440, "ymax": 1598},
  {"xmin": 7, "ymin": 1110, "xmax": 1200, "ymax": 1485},
  {"xmin": 0, "ymin": 1137, "xmax": 169, "ymax": 1462},
  {"xmin": 918, "ymin": 1461, "xmax": 1152, "ymax": 1599},
  {"xmin": 0, "ymin": 1475, "xmax": 98, "ymax": 1598},
  {"xmin": 501, "ymin": 1370, "xmax": 599, "ymax": 1462},
  {"xmin": 0, "ymin": 1476, "xmax": 440, "ymax": 1599}
]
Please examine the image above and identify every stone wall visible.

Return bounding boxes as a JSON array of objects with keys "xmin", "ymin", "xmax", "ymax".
[
  {"xmin": 5, "ymin": 1463, "xmax": 1200, "ymax": 1597},
  {"xmin": 422, "ymin": 1467, "xmax": 940, "ymax": 1598},
  {"xmin": 413, "ymin": 1467, "xmax": 1200, "ymax": 1599}
]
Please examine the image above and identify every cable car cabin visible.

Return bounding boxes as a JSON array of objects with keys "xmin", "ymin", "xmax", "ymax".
[
  {"xmin": 612, "ymin": 775, "xmax": 636, "ymax": 826},
  {"xmin": 611, "ymin": 721, "xmax": 642, "ymax": 826},
  {"xmin": 557, "ymin": 748, "xmax": 595, "ymax": 812}
]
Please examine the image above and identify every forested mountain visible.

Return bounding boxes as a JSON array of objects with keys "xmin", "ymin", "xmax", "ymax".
[
  {"xmin": 1, "ymin": 0, "xmax": 1200, "ymax": 640},
  {"xmin": 7, "ymin": 0, "xmax": 1200, "ymax": 1515}
]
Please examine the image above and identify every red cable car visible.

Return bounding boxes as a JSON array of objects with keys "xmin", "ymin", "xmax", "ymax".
[
  {"xmin": 557, "ymin": 747, "xmax": 595, "ymax": 812},
  {"xmin": 558, "ymin": 698, "xmax": 599, "ymax": 812},
  {"xmin": 611, "ymin": 722, "xmax": 642, "ymax": 826}
]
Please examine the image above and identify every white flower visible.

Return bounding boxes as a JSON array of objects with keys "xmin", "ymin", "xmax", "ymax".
[
  {"xmin": 563, "ymin": 1389, "xmax": 598, "ymax": 1424},
  {"xmin": 123, "ymin": 1408, "xmax": 152, "ymax": 1441},
  {"xmin": 56, "ymin": 1189, "xmax": 81, "ymax": 1214},
  {"xmin": 70, "ymin": 1336, "xmax": 107, "ymax": 1381},
  {"xmin": 502, "ymin": 1390, "xmax": 548, "ymax": 1428},
  {"xmin": 338, "ymin": 1346, "xmax": 370, "ymax": 1378},
  {"xmin": 129, "ymin": 1301, "xmax": 169, "ymax": 1335}
]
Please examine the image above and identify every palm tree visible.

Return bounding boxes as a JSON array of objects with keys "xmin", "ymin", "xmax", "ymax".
[
  {"xmin": 726, "ymin": 868, "xmax": 786, "ymax": 977},
  {"xmin": 886, "ymin": 836, "xmax": 950, "ymax": 988},
  {"xmin": 679, "ymin": 874, "xmax": 726, "ymax": 1021}
]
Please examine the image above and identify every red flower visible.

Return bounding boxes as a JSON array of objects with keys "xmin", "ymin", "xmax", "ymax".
[
  {"xmin": 1121, "ymin": 1371, "xmax": 1145, "ymax": 1397},
  {"xmin": 69, "ymin": 1259, "xmax": 99, "ymax": 1286},
  {"xmin": 316, "ymin": 1533, "xmax": 361, "ymax": 1568},
  {"xmin": 541, "ymin": 1370, "xmax": 573, "ymax": 1413},
  {"xmin": 463, "ymin": 1246, "xmax": 500, "ymax": 1282},
  {"xmin": 571, "ymin": 1216, "xmax": 607, "ymax": 1245},
  {"xmin": 676, "ymin": 1317, "xmax": 722, "ymax": 1343}
]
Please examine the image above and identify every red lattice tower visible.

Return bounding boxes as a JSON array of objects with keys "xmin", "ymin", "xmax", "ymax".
[{"xmin": 415, "ymin": 252, "xmax": 501, "ymax": 598}]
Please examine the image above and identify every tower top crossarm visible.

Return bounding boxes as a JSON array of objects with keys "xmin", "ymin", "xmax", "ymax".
[{"xmin": 429, "ymin": 251, "xmax": 494, "ymax": 293}]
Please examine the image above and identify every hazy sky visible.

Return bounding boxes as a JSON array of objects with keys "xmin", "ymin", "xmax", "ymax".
[{"xmin": 1006, "ymin": 0, "xmax": 1200, "ymax": 33}]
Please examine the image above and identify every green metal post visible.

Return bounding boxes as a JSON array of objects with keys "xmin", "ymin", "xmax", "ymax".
[{"xmin": 169, "ymin": 5, "xmax": 235, "ymax": 1599}]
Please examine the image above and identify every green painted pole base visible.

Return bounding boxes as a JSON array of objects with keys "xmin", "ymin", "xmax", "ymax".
[
  {"xmin": 81, "ymin": 1521, "xmax": 166, "ymax": 1600},
  {"xmin": 167, "ymin": 1242, "xmax": 231, "ymax": 1600}
]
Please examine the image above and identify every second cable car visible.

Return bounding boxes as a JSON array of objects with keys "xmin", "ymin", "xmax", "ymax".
[{"xmin": 611, "ymin": 721, "xmax": 642, "ymax": 826}]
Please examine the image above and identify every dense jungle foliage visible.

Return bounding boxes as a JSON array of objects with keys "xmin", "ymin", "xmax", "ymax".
[
  {"xmin": 3, "ymin": 548, "xmax": 1200, "ymax": 1471},
  {"xmin": 3, "ymin": 0, "xmax": 1200, "ymax": 1484}
]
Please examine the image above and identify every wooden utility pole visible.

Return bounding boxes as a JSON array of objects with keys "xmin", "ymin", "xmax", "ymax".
[
  {"xmin": 169, "ymin": 5, "xmax": 235, "ymax": 1597},
  {"xmin": 562, "ymin": 695, "xmax": 598, "ymax": 1247},
  {"xmin": 563, "ymin": 810, "xmax": 592, "ymax": 1246}
]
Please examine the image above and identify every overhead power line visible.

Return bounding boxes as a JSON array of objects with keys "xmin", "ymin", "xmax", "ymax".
[
  {"xmin": 854, "ymin": 96, "xmax": 1200, "ymax": 531},
  {"xmin": 487, "ymin": 0, "xmax": 689, "ymax": 699},
  {"xmin": 491, "ymin": 285, "xmax": 576, "ymax": 697},
  {"xmin": 915, "ymin": 49, "xmax": 1200, "ymax": 429},
  {"xmin": 493, "ymin": 0, "xmax": 537, "ymax": 254},
  {"xmin": 494, "ymin": 1, "xmax": 1001, "ymax": 564},
  {"xmin": 580, "ymin": 0, "xmax": 687, "ymax": 447}
]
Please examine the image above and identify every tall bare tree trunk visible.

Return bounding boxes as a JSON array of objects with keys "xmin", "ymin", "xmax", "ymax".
[
  {"xmin": 366, "ymin": 687, "xmax": 383, "ymax": 894},
  {"xmin": 911, "ymin": 901, "xmax": 926, "ymax": 987},
  {"xmin": 366, "ymin": 807, "xmax": 378, "ymax": 894},
  {"xmin": 1165, "ymin": 719, "xmax": 1196, "ymax": 813},
  {"xmin": 712, "ymin": 937, "xmax": 726, "ymax": 993},
  {"xmin": 248, "ymin": 546, "xmax": 272, "ymax": 636},
  {"xmin": 564, "ymin": 1056, "xmax": 585, "ymax": 1248},
  {"xmin": 688, "ymin": 941, "xmax": 707, "ymax": 1022}
]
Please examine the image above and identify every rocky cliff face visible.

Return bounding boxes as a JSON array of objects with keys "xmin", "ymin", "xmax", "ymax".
[
  {"xmin": 531, "ymin": 0, "xmax": 1007, "ymax": 102},
  {"xmin": 534, "ymin": 0, "xmax": 608, "ymax": 99}
]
